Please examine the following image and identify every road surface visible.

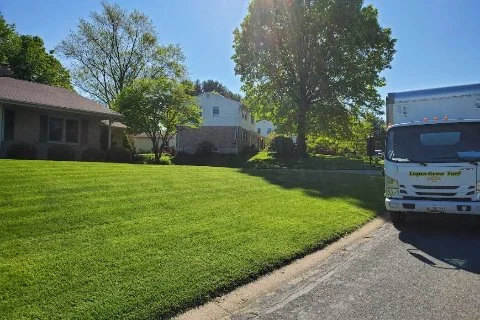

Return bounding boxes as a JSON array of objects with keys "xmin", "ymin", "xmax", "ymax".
[{"xmin": 231, "ymin": 214, "xmax": 480, "ymax": 320}]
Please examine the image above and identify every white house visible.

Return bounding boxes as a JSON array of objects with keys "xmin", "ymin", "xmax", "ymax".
[
  {"xmin": 255, "ymin": 120, "xmax": 275, "ymax": 137},
  {"xmin": 134, "ymin": 133, "xmax": 176, "ymax": 153},
  {"xmin": 176, "ymin": 92, "xmax": 262, "ymax": 154},
  {"xmin": 255, "ymin": 119, "xmax": 297, "ymax": 143}
]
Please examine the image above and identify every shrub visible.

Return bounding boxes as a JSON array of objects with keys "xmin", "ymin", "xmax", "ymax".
[
  {"xmin": 163, "ymin": 146, "xmax": 176, "ymax": 157},
  {"xmin": 106, "ymin": 147, "xmax": 132, "ymax": 163},
  {"xmin": 47, "ymin": 144, "xmax": 76, "ymax": 161},
  {"xmin": 157, "ymin": 157, "xmax": 172, "ymax": 165},
  {"xmin": 133, "ymin": 153, "xmax": 154, "ymax": 164},
  {"xmin": 6, "ymin": 142, "xmax": 37, "ymax": 160},
  {"xmin": 268, "ymin": 136, "xmax": 295, "ymax": 155},
  {"xmin": 122, "ymin": 132, "xmax": 135, "ymax": 153},
  {"xmin": 195, "ymin": 141, "xmax": 215, "ymax": 157},
  {"xmin": 81, "ymin": 148, "xmax": 106, "ymax": 162}
]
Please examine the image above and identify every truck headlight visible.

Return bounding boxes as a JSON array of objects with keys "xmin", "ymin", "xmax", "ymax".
[{"xmin": 385, "ymin": 175, "xmax": 400, "ymax": 198}]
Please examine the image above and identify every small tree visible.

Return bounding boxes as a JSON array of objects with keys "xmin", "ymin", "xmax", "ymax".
[{"xmin": 114, "ymin": 78, "xmax": 201, "ymax": 161}]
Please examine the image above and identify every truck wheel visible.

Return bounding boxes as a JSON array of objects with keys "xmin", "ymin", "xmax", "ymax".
[{"xmin": 390, "ymin": 212, "xmax": 406, "ymax": 226}]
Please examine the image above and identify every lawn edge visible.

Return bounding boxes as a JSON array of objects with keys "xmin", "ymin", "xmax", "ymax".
[{"xmin": 174, "ymin": 217, "xmax": 387, "ymax": 320}]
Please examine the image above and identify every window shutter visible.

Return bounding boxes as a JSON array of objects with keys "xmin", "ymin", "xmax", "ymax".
[
  {"xmin": 81, "ymin": 119, "xmax": 88, "ymax": 145},
  {"xmin": 39, "ymin": 114, "xmax": 48, "ymax": 142}
]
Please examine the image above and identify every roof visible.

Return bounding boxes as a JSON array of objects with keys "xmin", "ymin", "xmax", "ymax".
[
  {"xmin": 388, "ymin": 83, "xmax": 480, "ymax": 103},
  {"xmin": 101, "ymin": 120, "xmax": 128, "ymax": 128},
  {"xmin": 0, "ymin": 77, "xmax": 122, "ymax": 118}
]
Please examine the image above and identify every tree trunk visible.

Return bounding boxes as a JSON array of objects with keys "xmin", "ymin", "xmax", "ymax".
[
  {"xmin": 296, "ymin": 106, "xmax": 308, "ymax": 158},
  {"xmin": 158, "ymin": 142, "xmax": 165, "ymax": 160},
  {"xmin": 151, "ymin": 137, "xmax": 160, "ymax": 162}
]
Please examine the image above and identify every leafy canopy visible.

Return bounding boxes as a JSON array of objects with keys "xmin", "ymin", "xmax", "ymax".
[
  {"xmin": 194, "ymin": 79, "xmax": 242, "ymax": 102},
  {"xmin": 0, "ymin": 15, "xmax": 72, "ymax": 89},
  {"xmin": 233, "ymin": 0, "xmax": 395, "ymax": 155},
  {"xmin": 57, "ymin": 2, "xmax": 185, "ymax": 106},
  {"xmin": 114, "ymin": 78, "xmax": 201, "ymax": 160}
]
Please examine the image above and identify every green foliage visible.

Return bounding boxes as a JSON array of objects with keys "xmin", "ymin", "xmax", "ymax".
[
  {"xmin": 106, "ymin": 147, "xmax": 132, "ymax": 163},
  {"xmin": 268, "ymin": 135, "xmax": 296, "ymax": 155},
  {"xmin": 6, "ymin": 142, "xmax": 37, "ymax": 160},
  {"xmin": 114, "ymin": 77, "xmax": 201, "ymax": 161},
  {"xmin": 195, "ymin": 141, "xmax": 215, "ymax": 156},
  {"xmin": 0, "ymin": 15, "xmax": 72, "ymax": 89},
  {"xmin": 57, "ymin": 2, "xmax": 186, "ymax": 106},
  {"xmin": 81, "ymin": 147, "xmax": 106, "ymax": 162},
  {"xmin": 306, "ymin": 114, "xmax": 385, "ymax": 159},
  {"xmin": 122, "ymin": 132, "xmax": 135, "ymax": 153},
  {"xmin": 194, "ymin": 79, "xmax": 242, "ymax": 101},
  {"xmin": 233, "ymin": 0, "xmax": 396, "ymax": 155},
  {"xmin": 133, "ymin": 153, "xmax": 172, "ymax": 165},
  {"xmin": 0, "ymin": 160, "xmax": 382, "ymax": 319},
  {"xmin": 47, "ymin": 144, "xmax": 76, "ymax": 161}
]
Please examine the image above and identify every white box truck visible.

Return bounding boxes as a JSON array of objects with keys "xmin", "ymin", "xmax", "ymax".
[{"xmin": 385, "ymin": 83, "xmax": 480, "ymax": 224}]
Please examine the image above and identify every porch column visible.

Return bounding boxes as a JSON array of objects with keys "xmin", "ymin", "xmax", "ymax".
[{"xmin": 107, "ymin": 119, "xmax": 112, "ymax": 149}]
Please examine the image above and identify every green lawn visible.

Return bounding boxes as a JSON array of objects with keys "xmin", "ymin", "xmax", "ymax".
[
  {"xmin": 0, "ymin": 160, "xmax": 384, "ymax": 319},
  {"xmin": 246, "ymin": 151, "xmax": 381, "ymax": 170}
]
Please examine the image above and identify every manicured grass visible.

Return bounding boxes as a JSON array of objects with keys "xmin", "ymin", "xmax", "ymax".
[
  {"xmin": 0, "ymin": 160, "xmax": 383, "ymax": 319},
  {"xmin": 246, "ymin": 151, "xmax": 381, "ymax": 170}
]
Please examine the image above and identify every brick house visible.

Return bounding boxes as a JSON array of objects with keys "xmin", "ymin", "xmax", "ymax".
[
  {"xmin": 0, "ymin": 77, "xmax": 123, "ymax": 159},
  {"xmin": 176, "ymin": 92, "xmax": 263, "ymax": 154}
]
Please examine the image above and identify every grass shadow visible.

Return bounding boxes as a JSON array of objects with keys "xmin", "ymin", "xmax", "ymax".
[
  {"xmin": 246, "ymin": 152, "xmax": 382, "ymax": 170},
  {"xmin": 240, "ymin": 168, "xmax": 385, "ymax": 214}
]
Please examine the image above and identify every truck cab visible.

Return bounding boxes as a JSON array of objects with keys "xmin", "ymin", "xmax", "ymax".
[{"xmin": 385, "ymin": 84, "xmax": 480, "ymax": 224}]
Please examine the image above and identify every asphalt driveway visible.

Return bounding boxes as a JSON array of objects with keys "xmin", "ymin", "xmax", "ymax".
[{"xmin": 231, "ymin": 214, "xmax": 480, "ymax": 320}]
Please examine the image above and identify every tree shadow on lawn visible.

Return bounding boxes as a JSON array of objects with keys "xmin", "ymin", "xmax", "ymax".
[
  {"xmin": 246, "ymin": 152, "xmax": 382, "ymax": 170},
  {"xmin": 167, "ymin": 169, "xmax": 385, "ymax": 319},
  {"xmin": 239, "ymin": 168, "xmax": 385, "ymax": 214},
  {"xmin": 397, "ymin": 214, "xmax": 480, "ymax": 274}
]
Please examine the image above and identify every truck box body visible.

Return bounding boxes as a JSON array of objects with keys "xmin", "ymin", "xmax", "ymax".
[
  {"xmin": 384, "ymin": 84, "xmax": 480, "ymax": 218},
  {"xmin": 386, "ymin": 83, "xmax": 480, "ymax": 125}
]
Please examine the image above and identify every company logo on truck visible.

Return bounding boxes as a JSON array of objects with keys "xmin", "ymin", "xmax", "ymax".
[{"xmin": 409, "ymin": 171, "xmax": 462, "ymax": 177}]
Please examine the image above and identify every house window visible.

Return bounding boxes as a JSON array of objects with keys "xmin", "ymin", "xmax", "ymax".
[
  {"xmin": 48, "ymin": 117, "xmax": 80, "ymax": 144},
  {"xmin": 48, "ymin": 117, "xmax": 63, "ymax": 142},
  {"xmin": 251, "ymin": 115, "xmax": 254, "ymax": 124},
  {"xmin": 4, "ymin": 108, "xmax": 15, "ymax": 141},
  {"xmin": 257, "ymin": 128, "xmax": 261, "ymax": 134},
  {"xmin": 267, "ymin": 128, "xmax": 272, "ymax": 134},
  {"xmin": 213, "ymin": 107, "xmax": 219, "ymax": 117},
  {"xmin": 65, "ymin": 119, "xmax": 79, "ymax": 143},
  {"xmin": 242, "ymin": 131, "xmax": 247, "ymax": 141},
  {"xmin": 242, "ymin": 109, "xmax": 247, "ymax": 120}
]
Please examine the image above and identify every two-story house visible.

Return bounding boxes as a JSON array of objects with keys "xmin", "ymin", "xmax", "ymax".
[{"xmin": 176, "ymin": 92, "xmax": 262, "ymax": 154}]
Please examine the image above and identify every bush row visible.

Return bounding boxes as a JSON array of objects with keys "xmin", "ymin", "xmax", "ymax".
[{"xmin": 4, "ymin": 142, "xmax": 132, "ymax": 163}]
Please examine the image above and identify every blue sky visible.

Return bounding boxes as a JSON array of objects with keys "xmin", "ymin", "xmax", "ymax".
[{"xmin": 2, "ymin": 0, "xmax": 480, "ymax": 104}]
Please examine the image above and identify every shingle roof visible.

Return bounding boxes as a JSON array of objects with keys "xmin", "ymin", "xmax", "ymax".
[{"xmin": 0, "ymin": 77, "xmax": 122, "ymax": 118}]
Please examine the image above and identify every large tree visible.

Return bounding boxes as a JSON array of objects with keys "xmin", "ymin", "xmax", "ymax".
[
  {"xmin": 194, "ymin": 79, "xmax": 242, "ymax": 102},
  {"xmin": 57, "ymin": 2, "xmax": 185, "ymax": 107},
  {"xmin": 233, "ymin": 0, "xmax": 395, "ymax": 156},
  {"xmin": 114, "ymin": 78, "xmax": 202, "ymax": 161},
  {"xmin": 0, "ymin": 15, "xmax": 72, "ymax": 89}
]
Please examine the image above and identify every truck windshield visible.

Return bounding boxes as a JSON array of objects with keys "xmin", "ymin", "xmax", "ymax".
[{"xmin": 386, "ymin": 122, "xmax": 480, "ymax": 163}]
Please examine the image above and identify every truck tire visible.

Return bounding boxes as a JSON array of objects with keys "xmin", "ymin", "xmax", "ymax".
[{"xmin": 389, "ymin": 211, "xmax": 406, "ymax": 226}]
